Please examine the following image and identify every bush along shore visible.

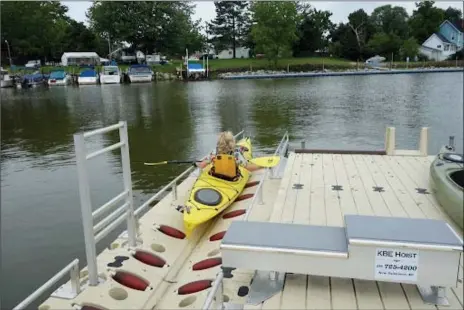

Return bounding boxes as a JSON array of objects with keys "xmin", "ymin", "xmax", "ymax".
[{"xmin": 208, "ymin": 60, "xmax": 464, "ymax": 80}]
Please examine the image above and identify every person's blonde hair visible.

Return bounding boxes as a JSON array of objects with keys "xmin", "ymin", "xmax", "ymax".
[{"xmin": 216, "ymin": 131, "xmax": 235, "ymax": 154}]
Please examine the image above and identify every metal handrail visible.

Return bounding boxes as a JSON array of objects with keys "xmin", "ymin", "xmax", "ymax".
[
  {"xmin": 73, "ymin": 121, "xmax": 137, "ymax": 286},
  {"xmin": 13, "ymin": 128, "xmax": 245, "ymax": 310},
  {"xmin": 13, "ymin": 259, "xmax": 80, "ymax": 310},
  {"xmin": 202, "ymin": 131, "xmax": 289, "ymax": 310}
]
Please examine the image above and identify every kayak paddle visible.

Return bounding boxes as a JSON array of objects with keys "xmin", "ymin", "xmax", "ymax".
[
  {"xmin": 249, "ymin": 156, "xmax": 280, "ymax": 168},
  {"xmin": 144, "ymin": 156, "xmax": 281, "ymax": 168},
  {"xmin": 144, "ymin": 160, "xmax": 201, "ymax": 166}
]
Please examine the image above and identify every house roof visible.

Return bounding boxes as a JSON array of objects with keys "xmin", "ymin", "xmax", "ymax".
[
  {"xmin": 440, "ymin": 19, "xmax": 464, "ymax": 34},
  {"xmin": 62, "ymin": 52, "xmax": 100, "ymax": 58},
  {"xmin": 435, "ymin": 32, "xmax": 451, "ymax": 44}
]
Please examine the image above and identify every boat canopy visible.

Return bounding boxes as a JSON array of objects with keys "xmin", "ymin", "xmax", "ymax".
[
  {"xmin": 102, "ymin": 66, "xmax": 119, "ymax": 75},
  {"xmin": 50, "ymin": 71, "xmax": 66, "ymax": 79},
  {"xmin": 129, "ymin": 64, "xmax": 152, "ymax": 74},
  {"xmin": 79, "ymin": 69, "xmax": 97, "ymax": 77}
]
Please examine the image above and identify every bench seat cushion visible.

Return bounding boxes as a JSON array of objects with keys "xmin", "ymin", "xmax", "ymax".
[
  {"xmin": 222, "ymin": 221, "xmax": 348, "ymax": 254},
  {"xmin": 345, "ymin": 215, "xmax": 463, "ymax": 250}
]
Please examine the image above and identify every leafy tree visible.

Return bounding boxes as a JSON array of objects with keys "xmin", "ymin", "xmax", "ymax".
[
  {"xmin": 408, "ymin": 1, "xmax": 445, "ymax": 44},
  {"xmin": 250, "ymin": 1, "xmax": 300, "ymax": 66},
  {"xmin": 346, "ymin": 9, "xmax": 374, "ymax": 59},
  {"xmin": 367, "ymin": 32, "xmax": 402, "ymax": 59},
  {"xmin": 444, "ymin": 7, "xmax": 463, "ymax": 24},
  {"xmin": 370, "ymin": 5, "xmax": 410, "ymax": 39},
  {"xmin": 207, "ymin": 1, "xmax": 251, "ymax": 57},
  {"xmin": 399, "ymin": 37, "xmax": 420, "ymax": 60},
  {"xmin": 293, "ymin": 8, "xmax": 334, "ymax": 56},
  {"xmin": 87, "ymin": 1, "xmax": 203, "ymax": 56},
  {"xmin": 1, "ymin": 1, "xmax": 69, "ymax": 61}
]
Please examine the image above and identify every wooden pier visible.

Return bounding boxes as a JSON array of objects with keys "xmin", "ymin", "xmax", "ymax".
[{"xmin": 14, "ymin": 126, "xmax": 463, "ymax": 310}]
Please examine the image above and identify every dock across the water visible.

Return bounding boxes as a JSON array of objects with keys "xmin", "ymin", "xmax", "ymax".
[
  {"xmin": 14, "ymin": 125, "xmax": 463, "ymax": 310},
  {"xmin": 221, "ymin": 67, "xmax": 463, "ymax": 80}
]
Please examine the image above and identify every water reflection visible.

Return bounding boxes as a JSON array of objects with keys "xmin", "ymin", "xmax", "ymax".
[
  {"xmin": 102, "ymin": 83, "xmax": 195, "ymax": 193},
  {"xmin": 1, "ymin": 89, "xmax": 78, "ymax": 168}
]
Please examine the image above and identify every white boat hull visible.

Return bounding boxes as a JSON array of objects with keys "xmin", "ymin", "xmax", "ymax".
[
  {"xmin": 78, "ymin": 76, "xmax": 99, "ymax": 85},
  {"xmin": 100, "ymin": 74, "xmax": 121, "ymax": 84},
  {"xmin": 1, "ymin": 79, "xmax": 13, "ymax": 88},
  {"xmin": 128, "ymin": 74, "xmax": 152, "ymax": 83},
  {"xmin": 48, "ymin": 76, "xmax": 71, "ymax": 86}
]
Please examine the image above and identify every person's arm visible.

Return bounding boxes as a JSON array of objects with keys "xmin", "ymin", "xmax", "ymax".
[
  {"xmin": 196, "ymin": 159, "xmax": 209, "ymax": 169},
  {"xmin": 235, "ymin": 151, "xmax": 263, "ymax": 172},
  {"xmin": 195, "ymin": 154, "xmax": 213, "ymax": 169},
  {"xmin": 244, "ymin": 162, "xmax": 262, "ymax": 172}
]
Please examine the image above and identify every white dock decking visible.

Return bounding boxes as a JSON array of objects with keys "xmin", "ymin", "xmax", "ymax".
[
  {"xmin": 19, "ymin": 124, "xmax": 462, "ymax": 310},
  {"xmin": 238, "ymin": 152, "xmax": 463, "ymax": 310}
]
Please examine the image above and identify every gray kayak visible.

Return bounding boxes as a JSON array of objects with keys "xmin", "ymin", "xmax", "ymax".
[{"xmin": 429, "ymin": 140, "xmax": 463, "ymax": 230}]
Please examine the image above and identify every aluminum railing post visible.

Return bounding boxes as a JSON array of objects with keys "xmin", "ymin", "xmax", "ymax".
[
  {"xmin": 73, "ymin": 134, "xmax": 98, "ymax": 286},
  {"xmin": 70, "ymin": 260, "xmax": 81, "ymax": 295},
  {"xmin": 119, "ymin": 121, "xmax": 137, "ymax": 247}
]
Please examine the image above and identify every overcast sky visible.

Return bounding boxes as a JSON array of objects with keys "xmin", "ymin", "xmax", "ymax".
[{"xmin": 64, "ymin": 1, "xmax": 463, "ymax": 27}]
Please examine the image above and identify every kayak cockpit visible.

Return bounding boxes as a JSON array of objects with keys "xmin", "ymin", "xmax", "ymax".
[{"xmin": 449, "ymin": 169, "xmax": 464, "ymax": 189}]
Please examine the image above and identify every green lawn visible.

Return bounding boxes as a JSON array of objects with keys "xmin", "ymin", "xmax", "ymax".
[
  {"xmin": 3, "ymin": 57, "xmax": 354, "ymax": 74},
  {"xmin": 4, "ymin": 57, "xmax": 461, "ymax": 75}
]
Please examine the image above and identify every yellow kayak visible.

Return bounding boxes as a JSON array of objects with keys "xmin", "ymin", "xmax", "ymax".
[{"xmin": 183, "ymin": 137, "xmax": 253, "ymax": 237}]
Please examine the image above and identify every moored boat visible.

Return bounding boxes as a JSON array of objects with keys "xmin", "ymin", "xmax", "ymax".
[
  {"xmin": 100, "ymin": 65, "xmax": 122, "ymax": 84},
  {"xmin": 429, "ymin": 136, "xmax": 464, "ymax": 229},
  {"xmin": 48, "ymin": 70, "xmax": 71, "ymax": 86},
  {"xmin": 127, "ymin": 64, "xmax": 153, "ymax": 83},
  {"xmin": 19, "ymin": 72, "xmax": 48, "ymax": 88},
  {"xmin": 1, "ymin": 67, "xmax": 14, "ymax": 88},
  {"xmin": 78, "ymin": 68, "xmax": 99, "ymax": 85}
]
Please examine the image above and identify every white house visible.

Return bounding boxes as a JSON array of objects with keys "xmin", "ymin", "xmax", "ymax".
[
  {"xmin": 61, "ymin": 52, "xmax": 101, "ymax": 66},
  {"xmin": 216, "ymin": 47, "xmax": 250, "ymax": 59},
  {"xmin": 419, "ymin": 20, "xmax": 463, "ymax": 61}
]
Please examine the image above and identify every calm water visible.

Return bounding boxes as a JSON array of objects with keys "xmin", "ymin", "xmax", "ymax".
[{"xmin": 1, "ymin": 73, "xmax": 463, "ymax": 308}]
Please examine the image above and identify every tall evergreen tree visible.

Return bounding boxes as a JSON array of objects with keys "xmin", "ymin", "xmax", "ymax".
[{"xmin": 207, "ymin": 1, "xmax": 251, "ymax": 58}]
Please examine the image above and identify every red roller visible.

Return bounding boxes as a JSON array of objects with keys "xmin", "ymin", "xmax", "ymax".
[
  {"xmin": 158, "ymin": 225, "xmax": 186, "ymax": 239},
  {"xmin": 192, "ymin": 257, "xmax": 222, "ymax": 271},
  {"xmin": 133, "ymin": 250, "xmax": 166, "ymax": 268},
  {"xmin": 222, "ymin": 209, "xmax": 246, "ymax": 219},
  {"xmin": 81, "ymin": 306, "xmax": 104, "ymax": 310},
  {"xmin": 245, "ymin": 181, "xmax": 259, "ymax": 188},
  {"xmin": 178, "ymin": 279, "xmax": 213, "ymax": 295},
  {"xmin": 209, "ymin": 231, "xmax": 226, "ymax": 241},
  {"xmin": 235, "ymin": 193, "xmax": 254, "ymax": 201},
  {"xmin": 112, "ymin": 271, "xmax": 149, "ymax": 291}
]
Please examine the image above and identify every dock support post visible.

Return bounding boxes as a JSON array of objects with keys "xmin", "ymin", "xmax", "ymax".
[
  {"xmin": 418, "ymin": 285, "xmax": 449, "ymax": 306},
  {"xmin": 74, "ymin": 134, "xmax": 99, "ymax": 286},
  {"xmin": 119, "ymin": 121, "xmax": 137, "ymax": 248},
  {"xmin": 70, "ymin": 261, "xmax": 81, "ymax": 295},
  {"xmin": 419, "ymin": 127, "xmax": 428, "ymax": 156},
  {"xmin": 301, "ymin": 140, "xmax": 306, "ymax": 149},
  {"xmin": 172, "ymin": 182, "xmax": 177, "ymax": 201},
  {"xmin": 385, "ymin": 127, "xmax": 396, "ymax": 155},
  {"xmin": 258, "ymin": 178, "xmax": 264, "ymax": 205}
]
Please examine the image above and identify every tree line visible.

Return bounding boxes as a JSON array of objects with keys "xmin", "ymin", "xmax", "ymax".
[
  {"xmin": 1, "ymin": 1, "xmax": 462, "ymax": 66},
  {"xmin": 207, "ymin": 1, "xmax": 462, "ymax": 63}
]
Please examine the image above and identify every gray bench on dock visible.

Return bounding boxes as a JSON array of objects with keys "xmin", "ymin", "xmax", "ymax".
[{"xmin": 220, "ymin": 215, "xmax": 463, "ymax": 306}]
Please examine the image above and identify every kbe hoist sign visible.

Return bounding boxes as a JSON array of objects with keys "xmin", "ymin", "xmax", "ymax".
[{"xmin": 375, "ymin": 248, "xmax": 419, "ymax": 282}]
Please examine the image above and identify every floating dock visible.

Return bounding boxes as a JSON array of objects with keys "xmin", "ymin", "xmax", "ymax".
[
  {"xmin": 221, "ymin": 67, "xmax": 464, "ymax": 80},
  {"xmin": 14, "ymin": 125, "xmax": 463, "ymax": 310}
]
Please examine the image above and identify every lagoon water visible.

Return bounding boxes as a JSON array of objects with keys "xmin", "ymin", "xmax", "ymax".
[{"xmin": 1, "ymin": 72, "xmax": 463, "ymax": 308}]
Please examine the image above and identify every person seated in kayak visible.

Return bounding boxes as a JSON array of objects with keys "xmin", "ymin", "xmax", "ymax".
[{"xmin": 195, "ymin": 131, "xmax": 262, "ymax": 178}]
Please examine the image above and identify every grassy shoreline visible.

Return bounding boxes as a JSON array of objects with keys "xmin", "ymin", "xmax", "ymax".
[{"xmin": 4, "ymin": 57, "xmax": 463, "ymax": 76}]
